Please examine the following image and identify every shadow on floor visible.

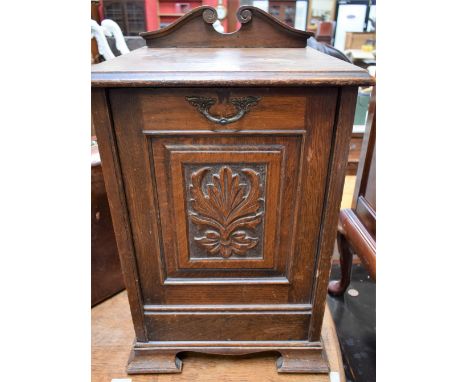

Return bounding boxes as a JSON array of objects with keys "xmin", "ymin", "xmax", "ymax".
[{"xmin": 328, "ymin": 263, "xmax": 376, "ymax": 382}]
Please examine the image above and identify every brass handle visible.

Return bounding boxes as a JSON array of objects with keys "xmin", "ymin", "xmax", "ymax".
[{"xmin": 185, "ymin": 96, "xmax": 261, "ymax": 125}]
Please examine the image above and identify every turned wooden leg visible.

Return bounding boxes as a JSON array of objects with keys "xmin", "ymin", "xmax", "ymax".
[
  {"xmin": 328, "ymin": 231, "xmax": 353, "ymax": 296},
  {"xmin": 127, "ymin": 349, "xmax": 182, "ymax": 374},
  {"xmin": 276, "ymin": 349, "xmax": 329, "ymax": 373}
]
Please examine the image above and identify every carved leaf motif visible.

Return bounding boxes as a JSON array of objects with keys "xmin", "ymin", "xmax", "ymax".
[{"xmin": 189, "ymin": 166, "xmax": 263, "ymax": 258}]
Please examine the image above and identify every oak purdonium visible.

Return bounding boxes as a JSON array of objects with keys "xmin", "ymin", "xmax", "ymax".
[{"xmin": 91, "ymin": 5, "xmax": 373, "ymax": 375}]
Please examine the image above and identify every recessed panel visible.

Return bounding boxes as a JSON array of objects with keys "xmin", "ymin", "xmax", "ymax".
[
  {"xmin": 184, "ymin": 163, "xmax": 267, "ymax": 260},
  {"xmin": 168, "ymin": 148, "xmax": 281, "ymax": 270},
  {"xmin": 149, "ymin": 135, "xmax": 303, "ymax": 282}
]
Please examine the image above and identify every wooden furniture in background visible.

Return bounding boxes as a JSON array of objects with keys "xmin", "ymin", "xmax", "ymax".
[
  {"xmin": 92, "ymin": 5, "xmax": 373, "ymax": 375},
  {"xmin": 91, "ymin": 1, "xmax": 101, "ymax": 63},
  {"xmin": 158, "ymin": 0, "xmax": 203, "ymax": 28},
  {"xmin": 344, "ymin": 31, "xmax": 376, "ymax": 50},
  {"xmin": 268, "ymin": 0, "xmax": 297, "ymax": 27},
  {"xmin": 92, "ymin": 291, "xmax": 346, "ymax": 382},
  {"xmin": 314, "ymin": 21, "xmax": 334, "ymax": 44},
  {"xmin": 101, "ymin": 0, "xmax": 147, "ymax": 35},
  {"xmin": 306, "ymin": 0, "xmax": 336, "ymax": 33},
  {"xmin": 347, "ymin": 132, "xmax": 363, "ymax": 175},
  {"xmin": 328, "ymin": 88, "xmax": 376, "ymax": 296},
  {"xmin": 91, "ymin": 143, "xmax": 125, "ymax": 306},
  {"xmin": 98, "ymin": 0, "xmax": 226, "ymax": 33}
]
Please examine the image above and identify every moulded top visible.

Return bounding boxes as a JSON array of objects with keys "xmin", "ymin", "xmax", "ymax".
[{"xmin": 91, "ymin": 6, "xmax": 373, "ymax": 87}]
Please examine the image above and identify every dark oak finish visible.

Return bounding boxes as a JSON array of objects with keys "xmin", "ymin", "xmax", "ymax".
[
  {"xmin": 328, "ymin": 88, "xmax": 376, "ymax": 296},
  {"xmin": 91, "ymin": 46, "xmax": 374, "ymax": 88},
  {"xmin": 141, "ymin": 6, "xmax": 313, "ymax": 48},
  {"xmin": 347, "ymin": 132, "xmax": 364, "ymax": 175},
  {"xmin": 91, "ymin": 144, "xmax": 125, "ymax": 306},
  {"xmin": 92, "ymin": 291, "xmax": 346, "ymax": 381},
  {"xmin": 91, "ymin": 5, "xmax": 372, "ymax": 375}
]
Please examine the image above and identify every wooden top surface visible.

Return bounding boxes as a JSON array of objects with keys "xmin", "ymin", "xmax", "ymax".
[
  {"xmin": 91, "ymin": 46, "xmax": 374, "ymax": 87},
  {"xmin": 92, "ymin": 291, "xmax": 345, "ymax": 382}
]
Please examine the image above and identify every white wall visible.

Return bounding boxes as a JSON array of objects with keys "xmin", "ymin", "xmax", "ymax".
[{"xmin": 294, "ymin": 1, "xmax": 308, "ymax": 31}]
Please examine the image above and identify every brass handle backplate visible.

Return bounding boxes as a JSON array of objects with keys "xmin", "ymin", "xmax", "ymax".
[{"xmin": 185, "ymin": 96, "xmax": 261, "ymax": 125}]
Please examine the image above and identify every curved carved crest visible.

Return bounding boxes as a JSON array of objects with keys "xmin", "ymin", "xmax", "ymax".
[
  {"xmin": 189, "ymin": 166, "xmax": 264, "ymax": 258},
  {"xmin": 141, "ymin": 6, "xmax": 313, "ymax": 48}
]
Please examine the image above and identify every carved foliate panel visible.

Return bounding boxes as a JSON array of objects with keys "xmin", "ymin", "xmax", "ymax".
[
  {"xmin": 160, "ymin": 145, "xmax": 286, "ymax": 273},
  {"xmin": 185, "ymin": 164, "xmax": 266, "ymax": 260},
  {"xmin": 148, "ymin": 135, "xmax": 304, "ymax": 280}
]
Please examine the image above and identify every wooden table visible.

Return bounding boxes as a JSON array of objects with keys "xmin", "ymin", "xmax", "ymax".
[
  {"xmin": 344, "ymin": 49, "xmax": 376, "ymax": 68},
  {"xmin": 92, "ymin": 291, "xmax": 345, "ymax": 382}
]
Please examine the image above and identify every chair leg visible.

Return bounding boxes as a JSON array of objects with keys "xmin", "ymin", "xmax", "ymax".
[{"xmin": 328, "ymin": 231, "xmax": 353, "ymax": 296}]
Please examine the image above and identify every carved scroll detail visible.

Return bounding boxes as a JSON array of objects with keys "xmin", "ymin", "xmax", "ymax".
[
  {"xmin": 140, "ymin": 6, "xmax": 313, "ymax": 48},
  {"xmin": 189, "ymin": 166, "xmax": 264, "ymax": 258}
]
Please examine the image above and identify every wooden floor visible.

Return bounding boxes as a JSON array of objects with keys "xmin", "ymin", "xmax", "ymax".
[
  {"xmin": 92, "ymin": 291, "xmax": 345, "ymax": 382},
  {"xmin": 341, "ymin": 175, "xmax": 356, "ymax": 210},
  {"xmin": 91, "ymin": 176, "xmax": 355, "ymax": 381}
]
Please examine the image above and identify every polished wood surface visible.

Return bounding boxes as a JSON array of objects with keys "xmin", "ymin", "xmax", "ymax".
[
  {"xmin": 91, "ymin": 5, "xmax": 372, "ymax": 374},
  {"xmin": 141, "ymin": 6, "xmax": 313, "ymax": 48},
  {"xmin": 92, "ymin": 291, "xmax": 345, "ymax": 382},
  {"xmin": 329, "ymin": 88, "xmax": 376, "ymax": 296},
  {"xmin": 340, "ymin": 209, "xmax": 376, "ymax": 279},
  {"xmin": 91, "ymin": 47, "xmax": 374, "ymax": 87}
]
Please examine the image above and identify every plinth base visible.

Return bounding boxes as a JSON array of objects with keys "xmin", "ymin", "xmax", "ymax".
[{"xmin": 127, "ymin": 341, "xmax": 329, "ymax": 374}]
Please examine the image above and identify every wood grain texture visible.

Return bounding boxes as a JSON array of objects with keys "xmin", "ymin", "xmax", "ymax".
[
  {"xmin": 144, "ymin": 312, "xmax": 311, "ymax": 341},
  {"xmin": 328, "ymin": 87, "xmax": 376, "ymax": 296},
  {"xmin": 91, "ymin": 13, "xmax": 370, "ymax": 372},
  {"xmin": 141, "ymin": 6, "xmax": 313, "ymax": 48},
  {"xmin": 108, "ymin": 87, "xmax": 336, "ymax": 305},
  {"xmin": 187, "ymin": 165, "xmax": 264, "ymax": 258},
  {"xmin": 92, "ymin": 291, "xmax": 345, "ymax": 381},
  {"xmin": 91, "ymin": 47, "xmax": 374, "ymax": 88},
  {"xmin": 91, "ymin": 144, "xmax": 125, "ymax": 306},
  {"xmin": 91, "ymin": 88, "xmax": 147, "ymax": 341},
  {"xmin": 308, "ymin": 87, "xmax": 358, "ymax": 340},
  {"xmin": 135, "ymin": 88, "xmax": 307, "ymax": 131}
]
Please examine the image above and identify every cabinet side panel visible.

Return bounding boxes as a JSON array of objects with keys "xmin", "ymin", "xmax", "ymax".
[
  {"xmin": 109, "ymin": 88, "xmax": 167, "ymax": 306},
  {"xmin": 91, "ymin": 88, "xmax": 147, "ymax": 341},
  {"xmin": 287, "ymin": 88, "xmax": 338, "ymax": 303},
  {"xmin": 309, "ymin": 87, "xmax": 358, "ymax": 340}
]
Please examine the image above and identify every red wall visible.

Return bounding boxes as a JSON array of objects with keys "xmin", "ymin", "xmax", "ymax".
[{"xmin": 145, "ymin": 0, "xmax": 159, "ymax": 30}]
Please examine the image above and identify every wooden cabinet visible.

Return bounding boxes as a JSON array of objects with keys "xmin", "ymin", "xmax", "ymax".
[
  {"xmin": 345, "ymin": 31, "xmax": 376, "ymax": 50},
  {"xmin": 269, "ymin": 0, "xmax": 297, "ymax": 27},
  {"xmin": 102, "ymin": 0, "xmax": 147, "ymax": 35},
  {"xmin": 91, "ymin": 144, "xmax": 125, "ymax": 306},
  {"xmin": 158, "ymin": 0, "xmax": 204, "ymax": 28},
  {"xmin": 91, "ymin": 5, "xmax": 372, "ymax": 375}
]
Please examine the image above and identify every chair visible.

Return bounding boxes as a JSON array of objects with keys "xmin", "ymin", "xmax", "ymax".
[
  {"xmin": 90, "ymin": 18, "xmax": 130, "ymax": 304},
  {"xmin": 328, "ymin": 87, "xmax": 376, "ymax": 296},
  {"xmin": 315, "ymin": 21, "xmax": 335, "ymax": 45},
  {"xmin": 91, "ymin": 19, "xmax": 130, "ymax": 62}
]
